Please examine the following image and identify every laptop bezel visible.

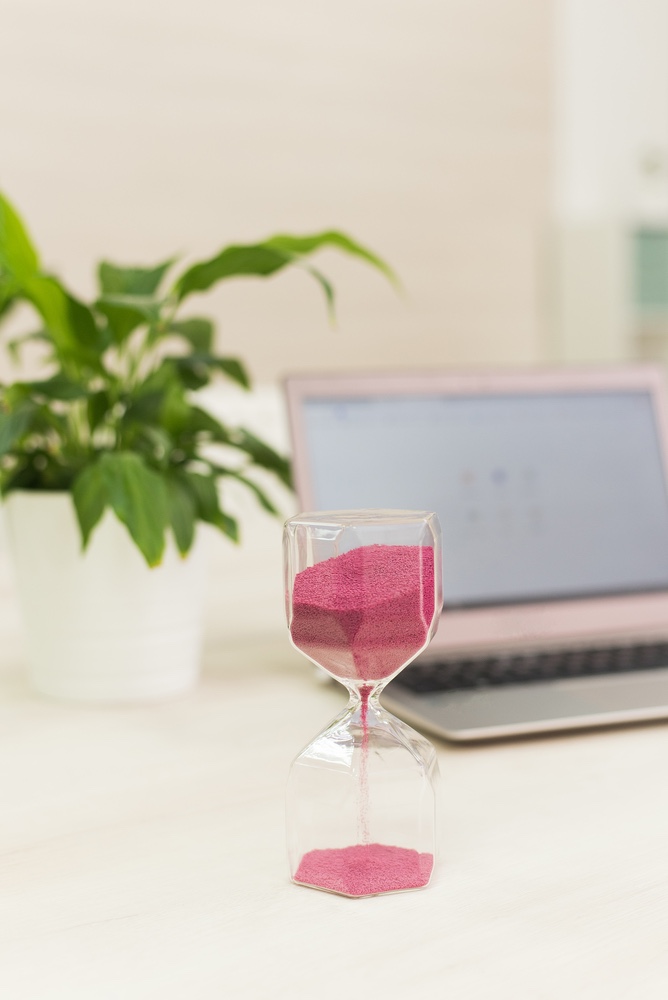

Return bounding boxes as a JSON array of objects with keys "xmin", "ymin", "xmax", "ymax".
[{"xmin": 285, "ymin": 364, "xmax": 668, "ymax": 656}]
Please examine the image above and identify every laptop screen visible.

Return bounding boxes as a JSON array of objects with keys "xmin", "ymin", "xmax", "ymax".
[{"xmin": 301, "ymin": 390, "xmax": 668, "ymax": 608}]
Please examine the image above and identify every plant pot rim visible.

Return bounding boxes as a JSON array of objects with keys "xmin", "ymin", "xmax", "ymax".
[{"xmin": 4, "ymin": 489, "xmax": 74, "ymax": 504}]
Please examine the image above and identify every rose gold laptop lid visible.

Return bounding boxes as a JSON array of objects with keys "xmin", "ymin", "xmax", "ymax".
[{"xmin": 284, "ymin": 365, "xmax": 668, "ymax": 658}]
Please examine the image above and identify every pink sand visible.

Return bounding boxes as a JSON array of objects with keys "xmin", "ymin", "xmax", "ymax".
[
  {"xmin": 294, "ymin": 843, "xmax": 434, "ymax": 896},
  {"xmin": 290, "ymin": 545, "xmax": 435, "ymax": 682}
]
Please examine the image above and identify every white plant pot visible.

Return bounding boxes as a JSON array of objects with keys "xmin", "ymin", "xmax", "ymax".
[{"xmin": 4, "ymin": 490, "xmax": 207, "ymax": 703}]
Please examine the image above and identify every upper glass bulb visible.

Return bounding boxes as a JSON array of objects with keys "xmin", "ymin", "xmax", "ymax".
[{"xmin": 284, "ymin": 509, "xmax": 442, "ymax": 690}]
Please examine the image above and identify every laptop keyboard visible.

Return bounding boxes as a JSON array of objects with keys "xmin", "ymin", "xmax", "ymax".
[{"xmin": 394, "ymin": 641, "xmax": 668, "ymax": 693}]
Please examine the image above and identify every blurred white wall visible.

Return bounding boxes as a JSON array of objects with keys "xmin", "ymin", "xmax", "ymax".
[
  {"xmin": 1, "ymin": 0, "xmax": 552, "ymax": 382},
  {"xmin": 550, "ymin": 0, "xmax": 668, "ymax": 362},
  {"xmin": 554, "ymin": 0, "xmax": 668, "ymax": 223},
  {"xmin": 0, "ymin": 0, "xmax": 553, "ymax": 641}
]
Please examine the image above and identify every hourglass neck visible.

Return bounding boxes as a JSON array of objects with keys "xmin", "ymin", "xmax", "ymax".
[{"xmin": 346, "ymin": 681, "xmax": 383, "ymax": 711}]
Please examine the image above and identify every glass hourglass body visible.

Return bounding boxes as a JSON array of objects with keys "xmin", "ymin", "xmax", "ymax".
[{"xmin": 284, "ymin": 510, "xmax": 442, "ymax": 897}]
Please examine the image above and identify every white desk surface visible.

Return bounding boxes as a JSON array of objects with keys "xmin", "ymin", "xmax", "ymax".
[{"xmin": 2, "ymin": 631, "xmax": 668, "ymax": 1000}]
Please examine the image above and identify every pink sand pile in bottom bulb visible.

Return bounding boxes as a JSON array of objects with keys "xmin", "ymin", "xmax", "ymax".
[
  {"xmin": 294, "ymin": 843, "xmax": 434, "ymax": 896},
  {"xmin": 290, "ymin": 545, "xmax": 435, "ymax": 681}
]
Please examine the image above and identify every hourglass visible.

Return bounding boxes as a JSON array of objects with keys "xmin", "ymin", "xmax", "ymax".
[{"xmin": 284, "ymin": 510, "xmax": 442, "ymax": 897}]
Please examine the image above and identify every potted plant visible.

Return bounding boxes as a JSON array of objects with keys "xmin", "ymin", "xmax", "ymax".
[{"xmin": 0, "ymin": 192, "xmax": 394, "ymax": 702}]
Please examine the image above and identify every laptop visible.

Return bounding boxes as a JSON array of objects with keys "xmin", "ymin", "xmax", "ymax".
[{"xmin": 284, "ymin": 365, "xmax": 668, "ymax": 741}]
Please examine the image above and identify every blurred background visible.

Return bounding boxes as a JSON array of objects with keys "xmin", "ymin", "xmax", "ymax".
[{"xmin": 1, "ymin": 0, "xmax": 668, "ymax": 641}]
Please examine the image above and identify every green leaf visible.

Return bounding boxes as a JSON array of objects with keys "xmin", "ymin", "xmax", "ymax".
[
  {"xmin": 96, "ymin": 294, "xmax": 162, "ymax": 345},
  {"xmin": 303, "ymin": 265, "xmax": 336, "ymax": 321},
  {"xmin": 232, "ymin": 474, "xmax": 279, "ymax": 515},
  {"xmin": 72, "ymin": 463, "xmax": 108, "ymax": 548},
  {"xmin": 168, "ymin": 318, "xmax": 214, "ymax": 352},
  {"xmin": 98, "ymin": 259, "xmax": 175, "ymax": 296},
  {"xmin": 264, "ymin": 230, "xmax": 398, "ymax": 286},
  {"xmin": 98, "ymin": 452, "xmax": 168, "ymax": 566},
  {"xmin": 88, "ymin": 390, "xmax": 111, "ymax": 431},
  {"xmin": 126, "ymin": 370, "xmax": 229, "ymax": 439},
  {"xmin": 209, "ymin": 356, "xmax": 251, "ymax": 389},
  {"xmin": 130, "ymin": 425, "xmax": 174, "ymax": 467},
  {"xmin": 174, "ymin": 245, "xmax": 292, "ymax": 301},
  {"xmin": 165, "ymin": 475, "xmax": 196, "ymax": 555},
  {"xmin": 169, "ymin": 353, "xmax": 250, "ymax": 391},
  {"xmin": 182, "ymin": 405, "xmax": 230, "ymax": 437},
  {"xmin": 0, "ymin": 403, "xmax": 35, "ymax": 457},
  {"xmin": 161, "ymin": 382, "xmax": 195, "ymax": 434},
  {"xmin": 210, "ymin": 466, "xmax": 279, "ymax": 515},
  {"xmin": 168, "ymin": 356, "xmax": 213, "ymax": 391},
  {"xmin": 178, "ymin": 470, "xmax": 220, "ymax": 522},
  {"xmin": 0, "ymin": 450, "xmax": 74, "ymax": 493},
  {"xmin": 173, "ymin": 230, "xmax": 396, "ymax": 313},
  {"xmin": 1, "ymin": 459, "xmax": 41, "ymax": 493},
  {"xmin": 0, "ymin": 192, "xmax": 39, "ymax": 279},
  {"xmin": 133, "ymin": 357, "xmax": 180, "ymax": 397},
  {"xmin": 22, "ymin": 373, "xmax": 89, "ymax": 401},
  {"xmin": 228, "ymin": 428, "xmax": 292, "ymax": 489},
  {"xmin": 0, "ymin": 193, "xmax": 107, "ymax": 367},
  {"xmin": 215, "ymin": 509, "xmax": 239, "ymax": 542},
  {"xmin": 22, "ymin": 273, "xmax": 107, "ymax": 368},
  {"xmin": 29, "ymin": 403, "xmax": 70, "ymax": 438},
  {"xmin": 123, "ymin": 361, "xmax": 183, "ymax": 427},
  {"xmin": 177, "ymin": 469, "xmax": 239, "ymax": 541},
  {"xmin": 67, "ymin": 293, "xmax": 107, "ymax": 354},
  {"xmin": 123, "ymin": 391, "xmax": 167, "ymax": 428},
  {"xmin": 0, "ymin": 282, "xmax": 16, "ymax": 322}
]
